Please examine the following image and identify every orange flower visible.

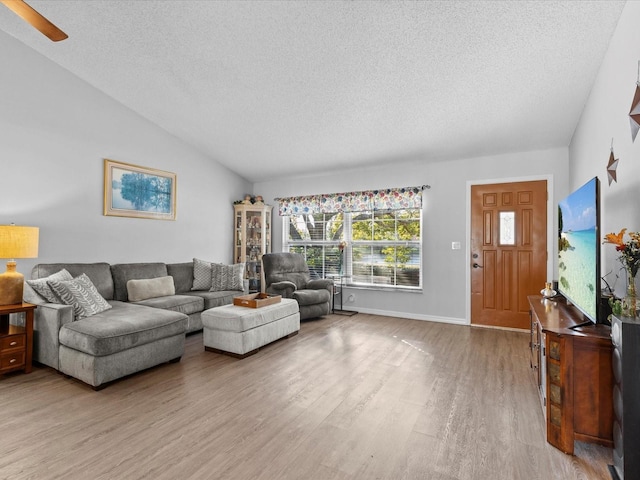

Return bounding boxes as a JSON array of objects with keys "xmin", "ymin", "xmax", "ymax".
[{"xmin": 604, "ymin": 228, "xmax": 627, "ymax": 247}]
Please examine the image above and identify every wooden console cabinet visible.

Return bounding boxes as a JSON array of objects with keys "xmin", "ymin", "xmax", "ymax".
[{"xmin": 528, "ymin": 295, "xmax": 613, "ymax": 454}]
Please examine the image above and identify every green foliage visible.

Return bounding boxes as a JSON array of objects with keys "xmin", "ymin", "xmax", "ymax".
[
  {"xmin": 558, "ymin": 206, "xmax": 563, "ymax": 236},
  {"xmin": 288, "ymin": 209, "xmax": 420, "ymax": 286},
  {"xmin": 610, "ymin": 296, "xmax": 623, "ymax": 316},
  {"xmin": 558, "ymin": 236, "xmax": 571, "ymax": 252},
  {"xmin": 351, "ymin": 210, "xmax": 420, "ymax": 242}
]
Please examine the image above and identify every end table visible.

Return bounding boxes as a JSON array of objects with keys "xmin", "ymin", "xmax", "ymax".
[{"xmin": 0, "ymin": 303, "xmax": 36, "ymax": 375}]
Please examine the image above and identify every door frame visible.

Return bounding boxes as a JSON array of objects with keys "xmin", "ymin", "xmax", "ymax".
[{"xmin": 465, "ymin": 174, "xmax": 554, "ymax": 326}]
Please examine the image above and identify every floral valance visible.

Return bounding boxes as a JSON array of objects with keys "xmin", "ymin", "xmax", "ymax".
[{"xmin": 275, "ymin": 185, "xmax": 426, "ymax": 216}]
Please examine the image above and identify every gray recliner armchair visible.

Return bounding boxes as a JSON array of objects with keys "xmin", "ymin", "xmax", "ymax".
[{"xmin": 262, "ymin": 253, "xmax": 333, "ymax": 320}]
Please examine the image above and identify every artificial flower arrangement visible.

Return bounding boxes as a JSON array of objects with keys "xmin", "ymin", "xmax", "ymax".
[{"xmin": 603, "ymin": 228, "xmax": 640, "ymax": 317}]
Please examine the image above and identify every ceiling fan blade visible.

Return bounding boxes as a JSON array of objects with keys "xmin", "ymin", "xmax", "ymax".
[{"xmin": 1, "ymin": 0, "xmax": 68, "ymax": 41}]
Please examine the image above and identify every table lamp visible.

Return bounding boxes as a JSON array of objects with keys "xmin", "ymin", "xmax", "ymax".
[{"xmin": 0, "ymin": 225, "xmax": 39, "ymax": 306}]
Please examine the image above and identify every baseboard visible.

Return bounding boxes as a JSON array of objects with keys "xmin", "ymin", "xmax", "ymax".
[{"xmin": 352, "ymin": 306, "xmax": 467, "ymax": 325}]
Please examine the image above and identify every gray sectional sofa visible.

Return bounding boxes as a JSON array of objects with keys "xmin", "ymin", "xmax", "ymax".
[{"xmin": 26, "ymin": 261, "xmax": 247, "ymax": 389}]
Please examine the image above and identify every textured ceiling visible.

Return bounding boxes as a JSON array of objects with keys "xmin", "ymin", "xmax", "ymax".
[{"xmin": 0, "ymin": 1, "xmax": 627, "ymax": 182}]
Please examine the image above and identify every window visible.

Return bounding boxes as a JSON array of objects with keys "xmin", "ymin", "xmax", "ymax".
[
  {"xmin": 286, "ymin": 212, "xmax": 344, "ymax": 279},
  {"xmin": 284, "ymin": 209, "xmax": 422, "ymax": 289}
]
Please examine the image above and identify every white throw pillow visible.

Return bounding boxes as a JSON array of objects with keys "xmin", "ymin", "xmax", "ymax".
[{"xmin": 127, "ymin": 276, "xmax": 175, "ymax": 302}]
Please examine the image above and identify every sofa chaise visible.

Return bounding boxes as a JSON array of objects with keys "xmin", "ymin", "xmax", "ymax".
[{"xmin": 26, "ymin": 260, "xmax": 247, "ymax": 389}]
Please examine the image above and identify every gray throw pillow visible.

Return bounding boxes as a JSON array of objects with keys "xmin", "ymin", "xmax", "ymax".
[
  {"xmin": 49, "ymin": 273, "xmax": 112, "ymax": 319},
  {"xmin": 127, "ymin": 276, "xmax": 175, "ymax": 302},
  {"xmin": 26, "ymin": 268, "xmax": 73, "ymax": 303},
  {"xmin": 192, "ymin": 258, "xmax": 213, "ymax": 290},
  {"xmin": 210, "ymin": 263, "xmax": 245, "ymax": 292}
]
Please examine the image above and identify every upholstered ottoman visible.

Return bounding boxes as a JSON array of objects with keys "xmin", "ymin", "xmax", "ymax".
[{"xmin": 202, "ymin": 298, "xmax": 300, "ymax": 358}]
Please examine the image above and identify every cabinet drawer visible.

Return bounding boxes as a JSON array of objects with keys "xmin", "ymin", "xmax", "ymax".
[
  {"xmin": 0, "ymin": 334, "xmax": 26, "ymax": 351},
  {"xmin": 549, "ymin": 383, "xmax": 562, "ymax": 405},
  {"xmin": 550, "ymin": 403, "xmax": 562, "ymax": 427},
  {"xmin": 0, "ymin": 351, "xmax": 25, "ymax": 371},
  {"xmin": 548, "ymin": 362, "xmax": 561, "ymax": 384}
]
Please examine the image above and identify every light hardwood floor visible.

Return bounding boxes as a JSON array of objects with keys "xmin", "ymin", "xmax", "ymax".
[{"xmin": 0, "ymin": 313, "xmax": 612, "ymax": 479}]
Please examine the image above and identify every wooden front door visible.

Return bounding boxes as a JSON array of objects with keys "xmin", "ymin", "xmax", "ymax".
[{"xmin": 471, "ymin": 180, "xmax": 547, "ymax": 329}]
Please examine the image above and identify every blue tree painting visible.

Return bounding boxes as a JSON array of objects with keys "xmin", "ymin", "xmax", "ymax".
[{"xmin": 112, "ymin": 170, "xmax": 172, "ymax": 213}]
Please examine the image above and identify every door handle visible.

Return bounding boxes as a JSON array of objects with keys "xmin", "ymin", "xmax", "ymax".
[{"xmin": 473, "ymin": 263, "xmax": 483, "ymax": 268}]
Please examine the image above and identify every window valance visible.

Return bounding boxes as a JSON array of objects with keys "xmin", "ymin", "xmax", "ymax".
[{"xmin": 274, "ymin": 185, "xmax": 427, "ymax": 216}]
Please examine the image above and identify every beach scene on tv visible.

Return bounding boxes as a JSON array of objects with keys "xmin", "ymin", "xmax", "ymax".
[{"xmin": 558, "ymin": 179, "xmax": 598, "ymax": 321}]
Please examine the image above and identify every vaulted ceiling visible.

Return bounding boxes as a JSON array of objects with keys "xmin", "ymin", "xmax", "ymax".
[{"xmin": 0, "ymin": 1, "xmax": 626, "ymax": 182}]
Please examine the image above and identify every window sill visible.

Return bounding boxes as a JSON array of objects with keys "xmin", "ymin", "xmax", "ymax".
[{"xmin": 342, "ymin": 284, "xmax": 423, "ymax": 294}]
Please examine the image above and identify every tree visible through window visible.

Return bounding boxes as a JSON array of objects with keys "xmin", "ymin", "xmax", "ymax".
[{"xmin": 284, "ymin": 209, "xmax": 421, "ymax": 289}]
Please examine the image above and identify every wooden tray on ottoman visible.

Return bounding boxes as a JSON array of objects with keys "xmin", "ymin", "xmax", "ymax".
[{"xmin": 233, "ymin": 293, "xmax": 282, "ymax": 308}]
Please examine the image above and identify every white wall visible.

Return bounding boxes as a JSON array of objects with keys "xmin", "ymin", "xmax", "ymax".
[
  {"xmin": 255, "ymin": 147, "xmax": 568, "ymax": 323},
  {"xmin": 0, "ymin": 31, "xmax": 251, "ymax": 276},
  {"xmin": 570, "ymin": 0, "xmax": 640, "ymax": 299}
]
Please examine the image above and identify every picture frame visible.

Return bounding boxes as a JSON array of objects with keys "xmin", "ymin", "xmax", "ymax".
[{"xmin": 103, "ymin": 159, "xmax": 177, "ymax": 220}]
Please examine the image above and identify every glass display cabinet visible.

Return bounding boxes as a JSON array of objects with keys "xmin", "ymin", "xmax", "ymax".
[{"xmin": 234, "ymin": 203, "xmax": 273, "ymax": 292}]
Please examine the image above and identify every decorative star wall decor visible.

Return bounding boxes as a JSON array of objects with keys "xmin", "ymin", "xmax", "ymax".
[
  {"xmin": 630, "ymin": 62, "xmax": 640, "ymax": 142},
  {"xmin": 630, "ymin": 83, "xmax": 640, "ymax": 142},
  {"xmin": 607, "ymin": 140, "xmax": 619, "ymax": 186}
]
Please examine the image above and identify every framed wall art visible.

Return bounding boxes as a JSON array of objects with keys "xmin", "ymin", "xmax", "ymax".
[{"xmin": 103, "ymin": 159, "xmax": 177, "ymax": 220}]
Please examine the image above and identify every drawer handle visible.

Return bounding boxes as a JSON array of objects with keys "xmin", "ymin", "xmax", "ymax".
[
  {"xmin": 9, "ymin": 358, "xmax": 16, "ymax": 364},
  {"xmin": 9, "ymin": 341, "xmax": 17, "ymax": 346}
]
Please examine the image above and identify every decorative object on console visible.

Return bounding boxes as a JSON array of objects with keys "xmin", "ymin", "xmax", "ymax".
[
  {"xmin": 604, "ymin": 229, "xmax": 640, "ymax": 318},
  {"xmin": 0, "ymin": 224, "xmax": 39, "ymax": 306},
  {"xmin": 103, "ymin": 159, "xmax": 176, "ymax": 221},
  {"xmin": 541, "ymin": 282, "xmax": 556, "ymax": 298},
  {"xmin": 607, "ymin": 139, "xmax": 619, "ymax": 186}
]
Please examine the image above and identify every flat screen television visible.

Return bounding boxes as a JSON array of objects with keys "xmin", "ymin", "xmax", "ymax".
[{"xmin": 557, "ymin": 176, "xmax": 601, "ymax": 325}]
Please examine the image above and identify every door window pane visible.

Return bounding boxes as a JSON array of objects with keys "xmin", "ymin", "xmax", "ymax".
[{"xmin": 500, "ymin": 211, "xmax": 515, "ymax": 245}]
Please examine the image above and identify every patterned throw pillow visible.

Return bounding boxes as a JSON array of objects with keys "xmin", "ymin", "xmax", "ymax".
[
  {"xmin": 26, "ymin": 268, "xmax": 73, "ymax": 303},
  {"xmin": 49, "ymin": 273, "xmax": 112, "ymax": 320},
  {"xmin": 210, "ymin": 263, "xmax": 245, "ymax": 292},
  {"xmin": 192, "ymin": 258, "xmax": 213, "ymax": 290}
]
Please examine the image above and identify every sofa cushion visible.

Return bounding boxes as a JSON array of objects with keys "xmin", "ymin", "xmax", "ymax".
[
  {"xmin": 186, "ymin": 290, "xmax": 244, "ymax": 310},
  {"xmin": 133, "ymin": 294, "xmax": 203, "ymax": 316},
  {"xmin": 210, "ymin": 263, "xmax": 245, "ymax": 292},
  {"xmin": 49, "ymin": 273, "xmax": 113, "ymax": 319},
  {"xmin": 27, "ymin": 268, "xmax": 73, "ymax": 303},
  {"xmin": 59, "ymin": 301, "xmax": 187, "ymax": 356},
  {"xmin": 166, "ymin": 262, "xmax": 194, "ymax": 293},
  {"xmin": 127, "ymin": 276, "xmax": 175, "ymax": 302},
  {"xmin": 31, "ymin": 263, "xmax": 115, "ymax": 300},
  {"xmin": 293, "ymin": 289, "xmax": 331, "ymax": 306},
  {"xmin": 111, "ymin": 263, "xmax": 169, "ymax": 301}
]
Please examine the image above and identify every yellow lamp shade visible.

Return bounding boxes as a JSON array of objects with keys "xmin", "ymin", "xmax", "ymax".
[{"xmin": 0, "ymin": 225, "xmax": 39, "ymax": 259}]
